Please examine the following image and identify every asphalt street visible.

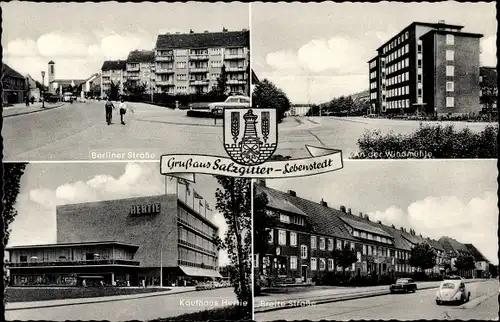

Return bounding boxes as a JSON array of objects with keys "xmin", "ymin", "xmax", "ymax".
[
  {"xmin": 255, "ymin": 280, "xmax": 498, "ymax": 321},
  {"xmin": 5, "ymin": 287, "xmax": 237, "ymax": 321},
  {"xmin": 2, "ymin": 101, "xmax": 494, "ymax": 161}
]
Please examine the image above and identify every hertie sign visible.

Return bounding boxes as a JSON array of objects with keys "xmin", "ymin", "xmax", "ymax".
[{"xmin": 130, "ymin": 203, "xmax": 161, "ymax": 216}]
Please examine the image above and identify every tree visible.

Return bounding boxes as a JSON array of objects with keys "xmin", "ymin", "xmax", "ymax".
[
  {"xmin": 107, "ymin": 81, "xmax": 121, "ymax": 101},
  {"xmin": 214, "ymin": 176, "xmax": 252, "ymax": 317},
  {"xmin": 489, "ymin": 264, "xmax": 497, "ymax": 278},
  {"xmin": 124, "ymin": 80, "xmax": 147, "ymax": 96},
  {"xmin": 333, "ymin": 245, "xmax": 357, "ymax": 274},
  {"xmin": 409, "ymin": 243, "xmax": 437, "ymax": 272},
  {"xmin": 216, "ymin": 64, "xmax": 228, "ymax": 96},
  {"xmin": 90, "ymin": 84, "xmax": 101, "ymax": 99},
  {"xmin": 252, "ymin": 79, "xmax": 291, "ymax": 123},
  {"xmin": 454, "ymin": 251, "xmax": 475, "ymax": 276},
  {"xmin": 2, "ymin": 163, "xmax": 28, "ymax": 291}
]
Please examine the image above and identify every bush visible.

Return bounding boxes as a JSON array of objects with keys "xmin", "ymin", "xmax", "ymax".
[
  {"xmin": 186, "ymin": 110, "xmax": 223, "ymax": 119},
  {"xmin": 354, "ymin": 123, "xmax": 498, "ymax": 159},
  {"xmin": 154, "ymin": 305, "xmax": 252, "ymax": 321}
]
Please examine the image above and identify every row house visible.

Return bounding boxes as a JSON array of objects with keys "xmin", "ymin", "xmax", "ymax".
[
  {"xmin": 2, "ymin": 63, "xmax": 27, "ymax": 104},
  {"xmin": 439, "ymin": 236, "xmax": 475, "ymax": 278},
  {"xmin": 464, "ymin": 244, "xmax": 490, "ymax": 278}
]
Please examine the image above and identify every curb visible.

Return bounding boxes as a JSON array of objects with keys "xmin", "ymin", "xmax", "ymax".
[
  {"xmin": 254, "ymin": 279, "xmax": 488, "ymax": 314},
  {"xmin": 3, "ymin": 104, "xmax": 65, "ymax": 118},
  {"xmin": 455, "ymin": 292, "xmax": 497, "ymax": 310},
  {"xmin": 5, "ymin": 288, "xmax": 197, "ymax": 311}
]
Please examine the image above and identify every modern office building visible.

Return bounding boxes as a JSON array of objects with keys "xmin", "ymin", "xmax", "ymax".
[
  {"xmin": 125, "ymin": 50, "xmax": 156, "ymax": 93},
  {"xmin": 368, "ymin": 21, "xmax": 483, "ymax": 116},
  {"xmin": 6, "ymin": 192, "xmax": 221, "ymax": 287},
  {"xmin": 154, "ymin": 29, "xmax": 250, "ymax": 95},
  {"xmin": 101, "ymin": 60, "xmax": 127, "ymax": 98}
]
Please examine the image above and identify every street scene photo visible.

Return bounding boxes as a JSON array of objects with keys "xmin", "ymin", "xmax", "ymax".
[
  {"xmin": 4, "ymin": 163, "xmax": 252, "ymax": 321},
  {"xmin": 2, "ymin": 2, "xmax": 250, "ymax": 161},
  {"xmin": 251, "ymin": 2, "xmax": 497, "ymax": 159},
  {"xmin": 253, "ymin": 160, "xmax": 498, "ymax": 320}
]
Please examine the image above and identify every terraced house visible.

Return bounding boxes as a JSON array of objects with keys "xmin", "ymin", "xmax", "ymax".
[
  {"xmin": 154, "ymin": 28, "xmax": 250, "ymax": 95},
  {"xmin": 255, "ymin": 181, "xmax": 482, "ymax": 284}
]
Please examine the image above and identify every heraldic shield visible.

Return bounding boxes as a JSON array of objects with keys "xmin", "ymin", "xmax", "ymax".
[{"xmin": 223, "ymin": 108, "xmax": 278, "ymax": 166}]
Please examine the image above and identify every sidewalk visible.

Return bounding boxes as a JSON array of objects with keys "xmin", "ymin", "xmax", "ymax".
[
  {"xmin": 5, "ymin": 286, "xmax": 196, "ymax": 310},
  {"xmin": 3, "ymin": 102, "xmax": 65, "ymax": 118},
  {"xmin": 255, "ymin": 279, "xmax": 487, "ymax": 313}
]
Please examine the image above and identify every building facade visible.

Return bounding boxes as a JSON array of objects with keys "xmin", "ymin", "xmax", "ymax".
[
  {"xmin": 6, "ymin": 193, "xmax": 221, "ymax": 287},
  {"xmin": 25, "ymin": 74, "xmax": 41, "ymax": 102},
  {"xmin": 368, "ymin": 21, "xmax": 483, "ymax": 116},
  {"xmin": 101, "ymin": 60, "xmax": 127, "ymax": 98},
  {"xmin": 479, "ymin": 66, "xmax": 497, "ymax": 113},
  {"xmin": 154, "ymin": 29, "xmax": 250, "ymax": 95},
  {"xmin": 2, "ymin": 63, "xmax": 27, "ymax": 104},
  {"xmin": 125, "ymin": 50, "xmax": 156, "ymax": 94}
]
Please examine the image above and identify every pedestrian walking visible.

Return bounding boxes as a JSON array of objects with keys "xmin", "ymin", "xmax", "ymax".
[
  {"xmin": 105, "ymin": 98, "xmax": 115, "ymax": 125},
  {"xmin": 118, "ymin": 98, "xmax": 134, "ymax": 125}
]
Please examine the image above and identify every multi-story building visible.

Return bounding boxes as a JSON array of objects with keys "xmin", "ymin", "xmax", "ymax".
[
  {"xmin": 438, "ymin": 236, "xmax": 474, "ymax": 278},
  {"xmin": 290, "ymin": 105, "xmax": 312, "ymax": 116},
  {"xmin": 479, "ymin": 66, "xmax": 497, "ymax": 113},
  {"xmin": 2, "ymin": 63, "xmax": 27, "ymax": 104},
  {"xmin": 465, "ymin": 244, "xmax": 490, "ymax": 278},
  {"xmin": 6, "ymin": 192, "xmax": 221, "ymax": 287},
  {"xmin": 154, "ymin": 29, "xmax": 250, "ymax": 95},
  {"xmin": 125, "ymin": 50, "xmax": 156, "ymax": 93},
  {"xmin": 101, "ymin": 60, "xmax": 127, "ymax": 98},
  {"xmin": 368, "ymin": 21, "xmax": 483, "ymax": 116}
]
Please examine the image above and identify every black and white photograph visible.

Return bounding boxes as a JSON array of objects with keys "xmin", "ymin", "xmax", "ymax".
[
  {"xmin": 2, "ymin": 2, "xmax": 250, "ymax": 161},
  {"xmin": 3, "ymin": 162, "xmax": 252, "ymax": 321},
  {"xmin": 253, "ymin": 160, "xmax": 498, "ymax": 321},
  {"xmin": 251, "ymin": 2, "xmax": 497, "ymax": 159}
]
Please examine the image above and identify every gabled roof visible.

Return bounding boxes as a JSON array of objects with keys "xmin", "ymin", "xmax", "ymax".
[
  {"xmin": 101, "ymin": 60, "xmax": 127, "ymax": 71},
  {"xmin": 2, "ymin": 63, "xmax": 25, "ymax": 80},
  {"xmin": 256, "ymin": 184, "xmax": 356, "ymax": 241},
  {"xmin": 339, "ymin": 216, "xmax": 393, "ymax": 238},
  {"xmin": 426, "ymin": 237, "xmax": 445, "ymax": 251},
  {"xmin": 127, "ymin": 50, "xmax": 155, "ymax": 63},
  {"xmin": 48, "ymin": 60, "xmax": 55, "ymax": 64},
  {"xmin": 377, "ymin": 226, "xmax": 414, "ymax": 251},
  {"xmin": 156, "ymin": 30, "xmax": 249, "ymax": 49},
  {"xmin": 439, "ymin": 236, "xmax": 468, "ymax": 255},
  {"xmin": 464, "ymin": 244, "xmax": 489, "ymax": 262},
  {"xmin": 265, "ymin": 192, "xmax": 308, "ymax": 217}
]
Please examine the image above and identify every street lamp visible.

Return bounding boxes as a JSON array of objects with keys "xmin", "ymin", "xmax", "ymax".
[{"xmin": 41, "ymin": 71, "xmax": 45, "ymax": 108}]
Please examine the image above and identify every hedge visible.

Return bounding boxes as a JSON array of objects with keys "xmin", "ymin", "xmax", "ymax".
[
  {"xmin": 354, "ymin": 123, "xmax": 498, "ymax": 159},
  {"xmin": 153, "ymin": 305, "xmax": 251, "ymax": 321},
  {"xmin": 186, "ymin": 110, "xmax": 223, "ymax": 119},
  {"xmin": 121, "ymin": 93, "xmax": 228, "ymax": 109}
]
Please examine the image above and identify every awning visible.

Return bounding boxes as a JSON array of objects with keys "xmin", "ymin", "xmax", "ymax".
[{"xmin": 178, "ymin": 266, "xmax": 223, "ymax": 278}]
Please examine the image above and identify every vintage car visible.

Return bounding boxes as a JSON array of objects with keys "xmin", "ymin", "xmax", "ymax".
[
  {"xmin": 436, "ymin": 280, "xmax": 471, "ymax": 305},
  {"xmin": 207, "ymin": 95, "xmax": 250, "ymax": 115},
  {"xmin": 390, "ymin": 278, "xmax": 417, "ymax": 293}
]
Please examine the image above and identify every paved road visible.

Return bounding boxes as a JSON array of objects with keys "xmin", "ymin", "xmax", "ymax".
[
  {"xmin": 3, "ymin": 102, "xmax": 494, "ymax": 161},
  {"xmin": 255, "ymin": 280, "xmax": 498, "ymax": 321},
  {"xmin": 5, "ymin": 287, "xmax": 237, "ymax": 321}
]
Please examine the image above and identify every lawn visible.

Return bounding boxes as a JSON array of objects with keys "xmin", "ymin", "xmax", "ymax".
[{"xmin": 5, "ymin": 287, "xmax": 170, "ymax": 303}]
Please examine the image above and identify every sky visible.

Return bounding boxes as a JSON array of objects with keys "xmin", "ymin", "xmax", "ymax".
[
  {"xmin": 7, "ymin": 162, "xmax": 231, "ymax": 266},
  {"xmin": 2, "ymin": 2, "xmax": 249, "ymax": 83},
  {"xmin": 266, "ymin": 160, "xmax": 498, "ymax": 265},
  {"xmin": 251, "ymin": 2, "xmax": 497, "ymax": 104}
]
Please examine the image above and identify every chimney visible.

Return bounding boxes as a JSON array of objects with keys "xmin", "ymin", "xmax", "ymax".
[
  {"xmin": 256, "ymin": 179, "xmax": 266, "ymax": 187},
  {"xmin": 242, "ymin": 28, "xmax": 248, "ymax": 31},
  {"xmin": 400, "ymin": 227, "xmax": 404, "ymax": 232},
  {"xmin": 438, "ymin": 20, "xmax": 445, "ymax": 24},
  {"xmin": 359, "ymin": 212, "xmax": 363, "ymax": 218},
  {"xmin": 320, "ymin": 199, "xmax": 328, "ymax": 207},
  {"xmin": 365, "ymin": 214, "xmax": 370, "ymax": 221},
  {"xmin": 340, "ymin": 205, "xmax": 346, "ymax": 213},
  {"xmin": 391, "ymin": 224, "xmax": 395, "ymax": 229},
  {"xmin": 222, "ymin": 27, "xmax": 228, "ymax": 32},
  {"xmin": 348, "ymin": 208, "xmax": 352, "ymax": 215},
  {"xmin": 287, "ymin": 190, "xmax": 296, "ymax": 197},
  {"xmin": 204, "ymin": 30, "xmax": 209, "ymax": 33},
  {"xmin": 190, "ymin": 29, "xmax": 194, "ymax": 34},
  {"xmin": 377, "ymin": 220, "xmax": 382, "ymax": 224}
]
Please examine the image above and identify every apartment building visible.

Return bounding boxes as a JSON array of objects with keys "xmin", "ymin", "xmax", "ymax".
[
  {"xmin": 101, "ymin": 60, "xmax": 127, "ymax": 98},
  {"xmin": 368, "ymin": 21, "xmax": 483, "ymax": 116},
  {"xmin": 479, "ymin": 66, "xmax": 497, "ymax": 113},
  {"xmin": 154, "ymin": 29, "xmax": 250, "ymax": 95},
  {"xmin": 125, "ymin": 50, "xmax": 155, "ymax": 93}
]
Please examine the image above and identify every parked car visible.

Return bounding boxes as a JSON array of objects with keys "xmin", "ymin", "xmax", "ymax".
[
  {"xmin": 390, "ymin": 278, "xmax": 417, "ymax": 293},
  {"xmin": 43, "ymin": 93, "xmax": 59, "ymax": 103},
  {"xmin": 436, "ymin": 280, "xmax": 471, "ymax": 305},
  {"xmin": 208, "ymin": 95, "xmax": 251, "ymax": 115}
]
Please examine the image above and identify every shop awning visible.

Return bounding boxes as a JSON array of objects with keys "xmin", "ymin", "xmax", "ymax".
[{"xmin": 178, "ymin": 266, "xmax": 223, "ymax": 278}]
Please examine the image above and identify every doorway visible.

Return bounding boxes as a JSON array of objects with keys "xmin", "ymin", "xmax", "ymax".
[{"xmin": 301, "ymin": 265, "xmax": 308, "ymax": 282}]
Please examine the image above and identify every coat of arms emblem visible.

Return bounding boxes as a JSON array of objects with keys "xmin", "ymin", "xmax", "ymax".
[{"xmin": 223, "ymin": 108, "xmax": 278, "ymax": 166}]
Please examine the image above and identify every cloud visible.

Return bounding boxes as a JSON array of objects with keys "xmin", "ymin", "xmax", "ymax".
[
  {"xmin": 481, "ymin": 35, "xmax": 497, "ymax": 66},
  {"xmin": 265, "ymin": 50, "xmax": 299, "ymax": 70},
  {"xmin": 212, "ymin": 212, "xmax": 230, "ymax": 266},
  {"xmin": 5, "ymin": 38, "xmax": 38, "ymax": 57},
  {"xmin": 37, "ymin": 32, "xmax": 91, "ymax": 58},
  {"xmin": 368, "ymin": 192, "xmax": 498, "ymax": 264}
]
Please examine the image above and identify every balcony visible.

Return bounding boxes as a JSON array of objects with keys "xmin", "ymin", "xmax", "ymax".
[
  {"xmin": 156, "ymin": 68, "xmax": 175, "ymax": 74},
  {"xmin": 7, "ymin": 259, "xmax": 140, "ymax": 268},
  {"xmin": 156, "ymin": 55, "xmax": 174, "ymax": 62},
  {"xmin": 190, "ymin": 79, "xmax": 209, "ymax": 85},
  {"xmin": 189, "ymin": 67, "xmax": 208, "ymax": 73},
  {"xmin": 189, "ymin": 54, "xmax": 209, "ymax": 61},
  {"xmin": 127, "ymin": 75, "xmax": 140, "ymax": 81},
  {"xmin": 226, "ymin": 66, "xmax": 245, "ymax": 72},
  {"xmin": 227, "ymin": 79, "xmax": 246, "ymax": 85},
  {"xmin": 156, "ymin": 80, "xmax": 175, "ymax": 86},
  {"xmin": 127, "ymin": 65, "xmax": 140, "ymax": 72},
  {"xmin": 225, "ymin": 53, "xmax": 246, "ymax": 60}
]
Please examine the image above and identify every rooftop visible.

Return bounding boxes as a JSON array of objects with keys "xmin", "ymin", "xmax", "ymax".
[
  {"xmin": 339, "ymin": 215, "xmax": 393, "ymax": 239},
  {"xmin": 101, "ymin": 60, "xmax": 127, "ymax": 71},
  {"xmin": 6, "ymin": 241, "xmax": 139, "ymax": 250},
  {"xmin": 2, "ymin": 63, "xmax": 25, "ymax": 80},
  {"xmin": 156, "ymin": 30, "xmax": 249, "ymax": 50},
  {"xmin": 127, "ymin": 50, "xmax": 155, "ymax": 63},
  {"xmin": 464, "ymin": 244, "xmax": 489, "ymax": 262}
]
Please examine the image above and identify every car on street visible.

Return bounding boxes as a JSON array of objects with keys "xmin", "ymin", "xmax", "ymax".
[
  {"xmin": 390, "ymin": 278, "xmax": 417, "ymax": 293},
  {"xmin": 208, "ymin": 95, "xmax": 250, "ymax": 115},
  {"xmin": 436, "ymin": 280, "xmax": 471, "ymax": 305}
]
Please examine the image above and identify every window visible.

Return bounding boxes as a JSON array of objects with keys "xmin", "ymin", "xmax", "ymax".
[
  {"xmin": 446, "ymin": 81, "xmax": 454, "ymax": 92},
  {"xmin": 328, "ymin": 258, "xmax": 334, "ymax": 271},
  {"xmin": 20, "ymin": 255, "xmax": 27, "ymax": 262},
  {"xmin": 290, "ymin": 256, "xmax": 298, "ymax": 270},
  {"xmin": 418, "ymin": 74, "xmax": 422, "ymax": 83},
  {"xmin": 301, "ymin": 245, "xmax": 308, "ymax": 259},
  {"xmin": 319, "ymin": 237, "xmax": 325, "ymax": 250},
  {"xmin": 176, "ymin": 49, "xmax": 187, "ymax": 56},
  {"xmin": 290, "ymin": 232, "xmax": 297, "ymax": 247},
  {"xmin": 210, "ymin": 48, "xmax": 221, "ymax": 55},
  {"xmin": 446, "ymin": 34, "xmax": 455, "ymax": 45},
  {"xmin": 278, "ymin": 230, "xmax": 287, "ymax": 245},
  {"xmin": 176, "ymin": 61, "xmax": 187, "ymax": 69},
  {"xmin": 362, "ymin": 244, "xmax": 367, "ymax": 255},
  {"xmin": 328, "ymin": 239, "xmax": 333, "ymax": 251},
  {"xmin": 417, "ymin": 59, "xmax": 422, "ymax": 68},
  {"xmin": 269, "ymin": 229, "xmax": 274, "ymax": 244},
  {"xmin": 336, "ymin": 240, "xmax": 342, "ymax": 250},
  {"xmin": 405, "ymin": 86, "xmax": 409, "ymax": 95},
  {"xmin": 418, "ymin": 88, "xmax": 422, "ymax": 96},
  {"xmin": 280, "ymin": 214, "xmax": 290, "ymax": 223},
  {"xmin": 319, "ymin": 258, "xmax": 326, "ymax": 271},
  {"xmin": 211, "ymin": 60, "xmax": 222, "ymax": 68},
  {"xmin": 446, "ymin": 50, "xmax": 454, "ymax": 61},
  {"xmin": 177, "ymin": 74, "xmax": 187, "ymax": 81},
  {"xmin": 361, "ymin": 231, "xmax": 367, "ymax": 239},
  {"xmin": 446, "ymin": 66, "xmax": 454, "ymax": 76},
  {"xmin": 367, "ymin": 233, "xmax": 372, "ymax": 240},
  {"xmin": 311, "ymin": 236, "xmax": 317, "ymax": 249},
  {"xmin": 446, "ymin": 97, "xmax": 454, "ymax": 108},
  {"xmin": 311, "ymin": 257, "xmax": 317, "ymax": 271},
  {"xmin": 353, "ymin": 230, "xmax": 360, "ymax": 237}
]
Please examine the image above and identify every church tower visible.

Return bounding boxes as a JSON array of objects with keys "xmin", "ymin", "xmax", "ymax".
[{"xmin": 48, "ymin": 61, "xmax": 55, "ymax": 85}]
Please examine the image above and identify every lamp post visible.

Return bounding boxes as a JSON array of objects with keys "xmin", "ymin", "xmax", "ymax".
[{"xmin": 41, "ymin": 71, "xmax": 45, "ymax": 108}]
